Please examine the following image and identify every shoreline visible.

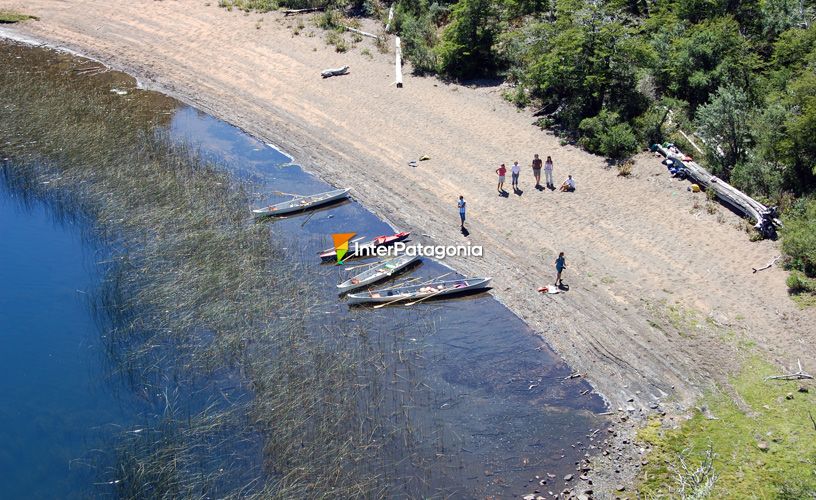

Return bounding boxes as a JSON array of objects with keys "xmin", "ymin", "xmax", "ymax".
[{"xmin": 2, "ymin": 1, "xmax": 813, "ymax": 417}]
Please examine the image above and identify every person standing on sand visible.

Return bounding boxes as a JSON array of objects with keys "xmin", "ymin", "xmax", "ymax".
[
  {"xmin": 511, "ymin": 161, "xmax": 521, "ymax": 190},
  {"xmin": 555, "ymin": 252, "xmax": 566, "ymax": 286},
  {"xmin": 496, "ymin": 163, "xmax": 507, "ymax": 193},
  {"xmin": 532, "ymin": 154, "xmax": 543, "ymax": 187},
  {"xmin": 458, "ymin": 195, "xmax": 466, "ymax": 228},
  {"xmin": 544, "ymin": 156, "xmax": 554, "ymax": 188}
]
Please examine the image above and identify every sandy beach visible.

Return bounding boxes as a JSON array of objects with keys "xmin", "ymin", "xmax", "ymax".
[{"xmin": 2, "ymin": 0, "xmax": 813, "ymax": 416}]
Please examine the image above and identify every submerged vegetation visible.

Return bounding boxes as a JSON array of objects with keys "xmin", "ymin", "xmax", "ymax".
[
  {"xmin": 0, "ymin": 43, "xmax": 449, "ymax": 497},
  {"xmin": 637, "ymin": 358, "xmax": 816, "ymax": 498}
]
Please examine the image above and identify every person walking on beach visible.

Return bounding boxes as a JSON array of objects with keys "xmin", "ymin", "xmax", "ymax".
[
  {"xmin": 496, "ymin": 163, "xmax": 507, "ymax": 193},
  {"xmin": 458, "ymin": 195, "xmax": 466, "ymax": 228},
  {"xmin": 511, "ymin": 161, "xmax": 521, "ymax": 190},
  {"xmin": 544, "ymin": 156, "xmax": 554, "ymax": 189},
  {"xmin": 555, "ymin": 252, "xmax": 566, "ymax": 286},
  {"xmin": 532, "ymin": 154, "xmax": 543, "ymax": 187}
]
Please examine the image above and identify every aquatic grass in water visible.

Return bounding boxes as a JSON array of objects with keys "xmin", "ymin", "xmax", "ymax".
[{"xmin": 1, "ymin": 42, "xmax": 439, "ymax": 497}]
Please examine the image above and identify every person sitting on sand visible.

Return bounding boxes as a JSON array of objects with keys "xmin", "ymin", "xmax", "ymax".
[
  {"xmin": 496, "ymin": 163, "xmax": 507, "ymax": 193},
  {"xmin": 532, "ymin": 154, "xmax": 543, "ymax": 187},
  {"xmin": 559, "ymin": 175, "xmax": 575, "ymax": 192}
]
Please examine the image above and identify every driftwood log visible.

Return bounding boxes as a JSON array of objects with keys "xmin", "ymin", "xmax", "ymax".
[
  {"xmin": 385, "ymin": 4, "xmax": 395, "ymax": 32},
  {"xmin": 321, "ymin": 65, "xmax": 349, "ymax": 78},
  {"xmin": 283, "ymin": 7, "xmax": 324, "ymax": 15},
  {"xmin": 394, "ymin": 36, "xmax": 403, "ymax": 88},
  {"xmin": 653, "ymin": 143, "xmax": 781, "ymax": 239},
  {"xmin": 342, "ymin": 26, "xmax": 378, "ymax": 39}
]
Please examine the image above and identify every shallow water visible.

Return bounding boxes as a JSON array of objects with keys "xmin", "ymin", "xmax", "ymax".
[{"xmin": 1, "ymin": 39, "xmax": 606, "ymax": 497}]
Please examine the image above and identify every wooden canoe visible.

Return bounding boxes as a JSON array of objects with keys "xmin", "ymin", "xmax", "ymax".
[
  {"xmin": 319, "ymin": 231, "xmax": 410, "ymax": 262},
  {"xmin": 346, "ymin": 277, "xmax": 492, "ymax": 305},
  {"xmin": 337, "ymin": 255, "xmax": 420, "ymax": 293},
  {"xmin": 252, "ymin": 188, "xmax": 349, "ymax": 217}
]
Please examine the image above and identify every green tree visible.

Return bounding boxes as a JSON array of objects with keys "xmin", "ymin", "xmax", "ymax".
[
  {"xmin": 694, "ymin": 84, "xmax": 754, "ymax": 177},
  {"xmin": 435, "ymin": 0, "xmax": 499, "ymax": 78}
]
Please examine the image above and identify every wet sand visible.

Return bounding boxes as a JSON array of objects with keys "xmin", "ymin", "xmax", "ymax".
[{"xmin": 2, "ymin": 0, "xmax": 813, "ymax": 417}]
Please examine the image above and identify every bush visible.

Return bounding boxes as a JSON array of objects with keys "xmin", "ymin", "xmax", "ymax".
[
  {"xmin": 579, "ymin": 110, "xmax": 639, "ymax": 160},
  {"xmin": 399, "ymin": 11, "xmax": 438, "ymax": 74},
  {"xmin": 781, "ymin": 198, "xmax": 816, "ymax": 277},
  {"xmin": 786, "ymin": 270, "xmax": 816, "ymax": 294}
]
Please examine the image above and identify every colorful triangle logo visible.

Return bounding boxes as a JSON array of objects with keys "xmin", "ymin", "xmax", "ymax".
[{"xmin": 331, "ymin": 232, "xmax": 356, "ymax": 264}]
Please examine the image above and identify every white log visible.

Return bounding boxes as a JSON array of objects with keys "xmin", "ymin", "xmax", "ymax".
[
  {"xmin": 395, "ymin": 36, "xmax": 403, "ymax": 88},
  {"xmin": 342, "ymin": 26, "xmax": 378, "ymax": 39},
  {"xmin": 653, "ymin": 143, "xmax": 780, "ymax": 239},
  {"xmin": 321, "ymin": 65, "xmax": 349, "ymax": 78},
  {"xmin": 283, "ymin": 7, "xmax": 324, "ymax": 15},
  {"xmin": 385, "ymin": 4, "xmax": 394, "ymax": 32}
]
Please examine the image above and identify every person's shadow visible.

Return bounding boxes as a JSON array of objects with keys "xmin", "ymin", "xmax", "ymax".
[
  {"xmin": 558, "ymin": 283, "xmax": 570, "ymax": 291},
  {"xmin": 499, "ymin": 190, "xmax": 509, "ymax": 198},
  {"xmin": 535, "ymin": 184, "xmax": 545, "ymax": 191},
  {"xmin": 514, "ymin": 187, "xmax": 524, "ymax": 196},
  {"xmin": 461, "ymin": 226, "xmax": 470, "ymax": 237}
]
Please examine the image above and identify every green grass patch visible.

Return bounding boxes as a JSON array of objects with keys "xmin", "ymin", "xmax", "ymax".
[
  {"xmin": 637, "ymin": 357, "xmax": 816, "ymax": 498},
  {"xmin": 0, "ymin": 11, "xmax": 37, "ymax": 23}
]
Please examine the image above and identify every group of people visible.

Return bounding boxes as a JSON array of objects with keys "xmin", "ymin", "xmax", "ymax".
[{"xmin": 495, "ymin": 155, "xmax": 575, "ymax": 193}]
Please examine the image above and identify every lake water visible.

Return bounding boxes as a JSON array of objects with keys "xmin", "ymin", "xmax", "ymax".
[{"xmin": 0, "ymin": 39, "xmax": 605, "ymax": 497}]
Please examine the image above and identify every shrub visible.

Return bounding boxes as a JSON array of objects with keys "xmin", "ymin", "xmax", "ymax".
[
  {"xmin": 786, "ymin": 270, "xmax": 816, "ymax": 294},
  {"xmin": 781, "ymin": 198, "xmax": 816, "ymax": 277},
  {"xmin": 579, "ymin": 110, "xmax": 639, "ymax": 160}
]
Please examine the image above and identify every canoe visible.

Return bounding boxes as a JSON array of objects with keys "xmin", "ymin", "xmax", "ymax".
[
  {"xmin": 319, "ymin": 231, "xmax": 410, "ymax": 262},
  {"xmin": 337, "ymin": 255, "xmax": 420, "ymax": 293},
  {"xmin": 346, "ymin": 277, "xmax": 492, "ymax": 305},
  {"xmin": 252, "ymin": 188, "xmax": 350, "ymax": 217}
]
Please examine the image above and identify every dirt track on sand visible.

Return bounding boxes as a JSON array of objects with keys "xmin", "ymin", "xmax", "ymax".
[{"xmin": 2, "ymin": 0, "xmax": 813, "ymax": 411}]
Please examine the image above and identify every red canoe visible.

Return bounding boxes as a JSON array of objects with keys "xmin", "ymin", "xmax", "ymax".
[{"xmin": 320, "ymin": 232, "xmax": 410, "ymax": 262}]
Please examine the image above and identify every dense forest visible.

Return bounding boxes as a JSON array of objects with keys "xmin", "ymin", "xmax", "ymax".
[{"xmin": 223, "ymin": 0, "xmax": 815, "ymax": 295}]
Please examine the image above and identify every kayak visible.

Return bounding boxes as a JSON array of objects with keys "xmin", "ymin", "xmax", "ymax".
[
  {"xmin": 336, "ymin": 255, "xmax": 420, "ymax": 293},
  {"xmin": 319, "ymin": 231, "xmax": 410, "ymax": 262},
  {"xmin": 346, "ymin": 277, "xmax": 492, "ymax": 305},
  {"xmin": 252, "ymin": 188, "xmax": 350, "ymax": 217}
]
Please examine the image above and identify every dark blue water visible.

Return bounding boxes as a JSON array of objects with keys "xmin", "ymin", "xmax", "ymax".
[{"xmin": 0, "ymin": 185, "xmax": 131, "ymax": 498}]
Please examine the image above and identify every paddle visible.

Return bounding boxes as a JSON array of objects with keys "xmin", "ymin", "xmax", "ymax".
[
  {"xmin": 373, "ymin": 293, "xmax": 411, "ymax": 309},
  {"xmin": 374, "ymin": 272, "xmax": 451, "ymax": 292},
  {"xmin": 405, "ymin": 287, "xmax": 448, "ymax": 306},
  {"xmin": 343, "ymin": 260, "xmax": 383, "ymax": 272},
  {"xmin": 370, "ymin": 272, "xmax": 452, "ymax": 309}
]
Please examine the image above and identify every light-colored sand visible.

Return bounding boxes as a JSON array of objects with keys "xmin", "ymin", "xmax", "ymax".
[{"xmin": 2, "ymin": 0, "xmax": 813, "ymax": 411}]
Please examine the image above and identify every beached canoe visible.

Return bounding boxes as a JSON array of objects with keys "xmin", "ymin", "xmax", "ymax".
[
  {"xmin": 252, "ymin": 188, "xmax": 350, "ymax": 217},
  {"xmin": 337, "ymin": 255, "xmax": 420, "ymax": 293},
  {"xmin": 346, "ymin": 277, "xmax": 492, "ymax": 305},
  {"xmin": 319, "ymin": 231, "xmax": 410, "ymax": 262}
]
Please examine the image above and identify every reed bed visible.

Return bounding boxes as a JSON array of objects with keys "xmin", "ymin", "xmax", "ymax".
[{"xmin": 1, "ymin": 42, "xmax": 446, "ymax": 498}]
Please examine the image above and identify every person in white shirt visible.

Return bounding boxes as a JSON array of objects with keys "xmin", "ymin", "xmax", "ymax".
[
  {"xmin": 511, "ymin": 160, "xmax": 521, "ymax": 190},
  {"xmin": 559, "ymin": 174, "xmax": 575, "ymax": 192},
  {"xmin": 544, "ymin": 156, "xmax": 554, "ymax": 189}
]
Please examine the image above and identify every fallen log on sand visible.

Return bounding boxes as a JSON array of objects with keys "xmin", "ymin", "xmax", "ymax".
[
  {"xmin": 395, "ymin": 36, "xmax": 403, "ymax": 88},
  {"xmin": 283, "ymin": 7, "xmax": 324, "ymax": 16},
  {"xmin": 342, "ymin": 26, "xmax": 378, "ymax": 39},
  {"xmin": 321, "ymin": 65, "xmax": 349, "ymax": 78},
  {"xmin": 652, "ymin": 143, "xmax": 781, "ymax": 239}
]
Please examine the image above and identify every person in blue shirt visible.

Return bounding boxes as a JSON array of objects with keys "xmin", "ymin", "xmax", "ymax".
[
  {"xmin": 458, "ymin": 195, "xmax": 466, "ymax": 229},
  {"xmin": 555, "ymin": 252, "xmax": 566, "ymax": 286}
]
